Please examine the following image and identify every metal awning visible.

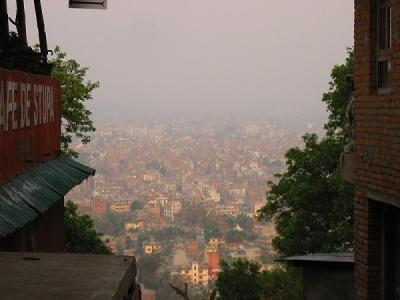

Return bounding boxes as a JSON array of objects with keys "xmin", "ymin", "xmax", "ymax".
[{"xmin": 0, "ymin": 155, "xmax": 95, "ymax": 238}]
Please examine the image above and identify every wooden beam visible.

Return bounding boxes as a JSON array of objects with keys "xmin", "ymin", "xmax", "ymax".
[
  {"xmin": 16, "ymin": 0, "xmax": 27, "ymax": 47},
  {"xmin": 0, "ymin": 0, "xmax": 9, "ymax": 51},
  {"xmin": 33, "ymin": 0, "xmax": 47, "ymax": 60}
]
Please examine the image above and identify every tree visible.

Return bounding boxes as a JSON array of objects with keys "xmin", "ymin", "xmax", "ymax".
[
  {"xmin": 204, "ymin": 222, "xmax": 222, "ymax": 241},
  {"xmin": 258, "ymin": 49, "xmax": 354, "ymax": 256},
  {"xmin": 235, "ymin": 214, "xmax": 253, "ymax": 231},
  {"xmin": 216, "ymin": 259, "xmax": 302, "ymax": 300},
  {"xmin": 260, "ymin": 266, "xmax": 303, "ymax": 300},
  {"xmin": 131, "ymin": 201, "xmax": 144, "ymax": 211},
  {"xmin": 49, "ymin": 46, "xmax": 99, "ymax": 158},
  {"xmin": 64, "ymin": 201, "xmax": 112, "ymax": 254},
  {"xmin": 216, "ymin": 259, "xmax": 262, "ymax": 300}
]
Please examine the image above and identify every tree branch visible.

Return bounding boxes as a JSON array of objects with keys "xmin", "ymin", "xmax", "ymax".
[{"xmin": 169, "ymin": 283, "xmax": 191, "ymax": 300}]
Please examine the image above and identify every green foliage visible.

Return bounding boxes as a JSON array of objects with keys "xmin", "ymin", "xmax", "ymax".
[
  {"xmin": 216, "ymin": 259, "xmax": 263, "ymax": 300},
  {"xmin": 151, "ymin": 226, "xmax": 194, "ymax": 242},
  {"xmin": 94, "ymin": 211, "xmax": 128, "ymax": 236},
  {"xmin": 258, "ymin": 49, "xmax": 354, "ymax": 256},
  {"xmin": 64, "ymin": 201, "xmax": 112, "ymax": 254},
  {"xmin": 131, "ymin": 201, "xmax": 144, "ymax": 210},
  {"xmin": 225, "ymin": 229, "xmax": 257, "ymax": 243},
  {"xmin": 235, "ymin": 214, "xmax": 253, "ymax": 231},
  {"xmin": 49, "ymin": 46, "xmax": 99, "ymax": 158},
  {"xmin": 137, "ymin": 254, "xmax": 163, "ymax": 290},
  {"xmin": 322, "ymin": 48, "xmax": 354, "ymax": 138},
  {"xmin": 216, "ymin": 259, "xmax": 302, "ymax": 300},
  {"xmin": 260, "ymin": 266, "xmax": 303, "ymax": 300},
  {"xmin": 204, "ymin": 221, "xmax": 223, "ymax": 241}
]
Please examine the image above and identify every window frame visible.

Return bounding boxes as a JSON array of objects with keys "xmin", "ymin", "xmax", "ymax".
[{"xmin": 376, "ymin": 0, "xmax": 392, "ymax": 93}]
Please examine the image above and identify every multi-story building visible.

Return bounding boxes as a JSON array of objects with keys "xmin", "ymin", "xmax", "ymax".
[
  {"xmin": 350, "ymin": 1, "xmax": 400, "ymax": 298},
  {"xmin": 148, "ymin": 195, "xmax": 169, "ymax": 207},
  {"xmin": 163, "ymin": 200, "xmax": 182, "ymax": 223},
  {"xmin": 180, "ymin": 262, "xmax": 209, "ymax": 287},
  {"xmin": 110, "ymin": 199, "xmax": 134, "ymax": 213},
  {"xmin": 207, "ymin": 252, "xmax": 221, "ymax": 281}
]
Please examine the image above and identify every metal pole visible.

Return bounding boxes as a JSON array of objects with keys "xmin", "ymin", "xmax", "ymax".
[
  {"xmin": 0, "ymin": 0, "xmax": 9, "ymax": 51},
  {"xmin": 33, "ymin": 0, "xmax": 48, "ymax": 61},
  {"xmin": 16, "ymin": 0, "xmax": 27, "ymax": 47}
]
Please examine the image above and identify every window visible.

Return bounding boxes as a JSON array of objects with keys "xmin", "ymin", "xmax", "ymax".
[{"xmin": 377, "ymin": 0, "xmax": 392, "ymax": 90}]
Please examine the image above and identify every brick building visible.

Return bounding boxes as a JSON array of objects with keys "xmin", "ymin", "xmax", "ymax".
[{"xmin": 353, "ymin": 0, "xmax": 400, "ymax": 299}]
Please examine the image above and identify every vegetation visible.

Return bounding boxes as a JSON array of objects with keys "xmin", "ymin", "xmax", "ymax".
[
  {"xmin": 224, "ymin": 229, "xmax": 257, "ymax": 243},
  {"xmin": 258, "ymin": 49, "xmax": 354, "ymax": 256},
  {"xmin": 64, "ymin": 201, "xmax": 111, "ymax": 254},
  {"xmin": 137, "ymin": 254, "xmax": 163, "ymax": 290},
  {"xmin": 94, "ymin": 211, "xmax": 129, "ymax": 236},
  {"xmin": 49, "ymin": 46, "xmax": 99, "ymax": 158},
  {"xmin": 216, "ymin": 259, "xmax": 302, "ymax": 300},
  {"xmin": 204, "ymin": 221, "xmax": 223, "ymax": 241},
  {"xmin": 151, "ymin": 227, "xmax": 195, "ymax": 242}
]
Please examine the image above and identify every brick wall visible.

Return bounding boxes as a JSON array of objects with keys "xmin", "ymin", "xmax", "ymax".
[{"xmin": 354, "ymin": 0, "xmax": 400, "ymax": 299}]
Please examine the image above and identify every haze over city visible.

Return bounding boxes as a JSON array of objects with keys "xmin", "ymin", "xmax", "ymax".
[
  {"xmin": 12, "ymin": 0, "xmax": 354, "ymax": 123},
  {"xmin": 4, "ymin": 1, "xmax": 398, "ymax": 300}
]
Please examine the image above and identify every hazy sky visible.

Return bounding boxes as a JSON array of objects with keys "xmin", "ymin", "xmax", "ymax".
[{"xmin": 12, "ymin": 1, "xmax": 354, "ymax": 123}]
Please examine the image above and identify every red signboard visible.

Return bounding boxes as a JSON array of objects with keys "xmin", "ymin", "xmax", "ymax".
[{"xmin": 0, "ymin": 68, "xmax": 61, "ymax": 184}]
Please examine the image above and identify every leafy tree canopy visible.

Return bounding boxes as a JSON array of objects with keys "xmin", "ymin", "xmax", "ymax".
[
  {"xmin": 49, "ymin": 46, "xmax": 99, "ymax": 158},
  {"xmin": 204, "ymin": 221, "xmax": 223, "ymax": 241},
  {"xmin": 216, "ymin": 259, "xmax": 302, "ymax": 300},
  {"xmin": 258, "ymin": 48, "xmax": 354, "ymax": 256},
  {"xmin": 64, "ymin": 201, "xmax": 112, "ymax": 254}
]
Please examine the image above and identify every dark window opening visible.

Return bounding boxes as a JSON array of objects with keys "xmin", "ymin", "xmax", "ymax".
[
  {"xmin": 378, "ymin": 61, "xmax": 391, "ymax": 89},
  {"xmin": 377, "ymin": 0, "xmax": 392, "ymax": 90}
]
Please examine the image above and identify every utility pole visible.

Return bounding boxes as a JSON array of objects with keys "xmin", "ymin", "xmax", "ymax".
[
  {"xmin": 16, "ymin": 0, "xmax": 27, "ymax": 47},
  {"xmin": 33, "ymin": 0, "xmax": 48, "ymax": 61}
]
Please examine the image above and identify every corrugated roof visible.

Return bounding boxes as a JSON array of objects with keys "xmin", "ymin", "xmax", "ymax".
[
  {"xmin": 0, "ymin": 155, "xmax": 95, "ymax": 238},
  {"xmin": 279, "ymin": 252, "xmax": 354, "ymax": 264}
]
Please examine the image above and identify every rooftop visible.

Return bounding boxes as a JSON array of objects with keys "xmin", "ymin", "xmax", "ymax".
[
  {"xmin": 279, "ymin": 252, "xmax": 354, "ymax": 265},
  {"xmin": 0, "ymin": 252, "xmax": 137, "ymax": 300}
]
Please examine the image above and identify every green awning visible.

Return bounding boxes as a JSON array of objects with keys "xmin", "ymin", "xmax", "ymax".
[{"xmin": 0, "ymin": 155, "xmax": 95, "ymax": 238}]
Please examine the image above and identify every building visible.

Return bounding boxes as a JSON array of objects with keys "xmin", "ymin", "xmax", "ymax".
[
  {"xmin": 164, "ymin": 200, "xmax": 182, "ymax": 223},
  {"xmin": 111, "ymin": 199, "xmax": 133, "ymax": 213},
  {"xmin": 0, "ymin": 4, "xmax": 140, "ymax": 299},
  {"xmin": 125, "ymin": 221, "xmax": 145, "ymax": 232},
  {"xmin": 207, "ymin": 252, "xmax": 221, "ymax": 280},
  {"xmin": 141, "ymin": 287, "xmax": 156, "ymax": 300},
  {"xmin": 180, "ymin": 262, "xmax": 209, "ymax": 287},
  {"xmin": 281, "ymin": 253, "xmax": 354, "ymax": 300},
  {"xmin": 144, "ymin": 241, "xmax": 162, "ymax": 255},
  {"xmin": 350, "ymin": 1, "xmax": 400, "ymax": 298},
  {"xmin": 148, "ymin": 195, "xmax": 169, "ymax": 207},
  {"xmin": 0, "ymin": 67, "xmax": 95, "ymax": 252}
]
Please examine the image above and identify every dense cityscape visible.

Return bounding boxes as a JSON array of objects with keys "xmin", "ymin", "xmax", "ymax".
[{"xmin": 67, "ymin": 118, "xmax": 320, "ymax": 299}]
